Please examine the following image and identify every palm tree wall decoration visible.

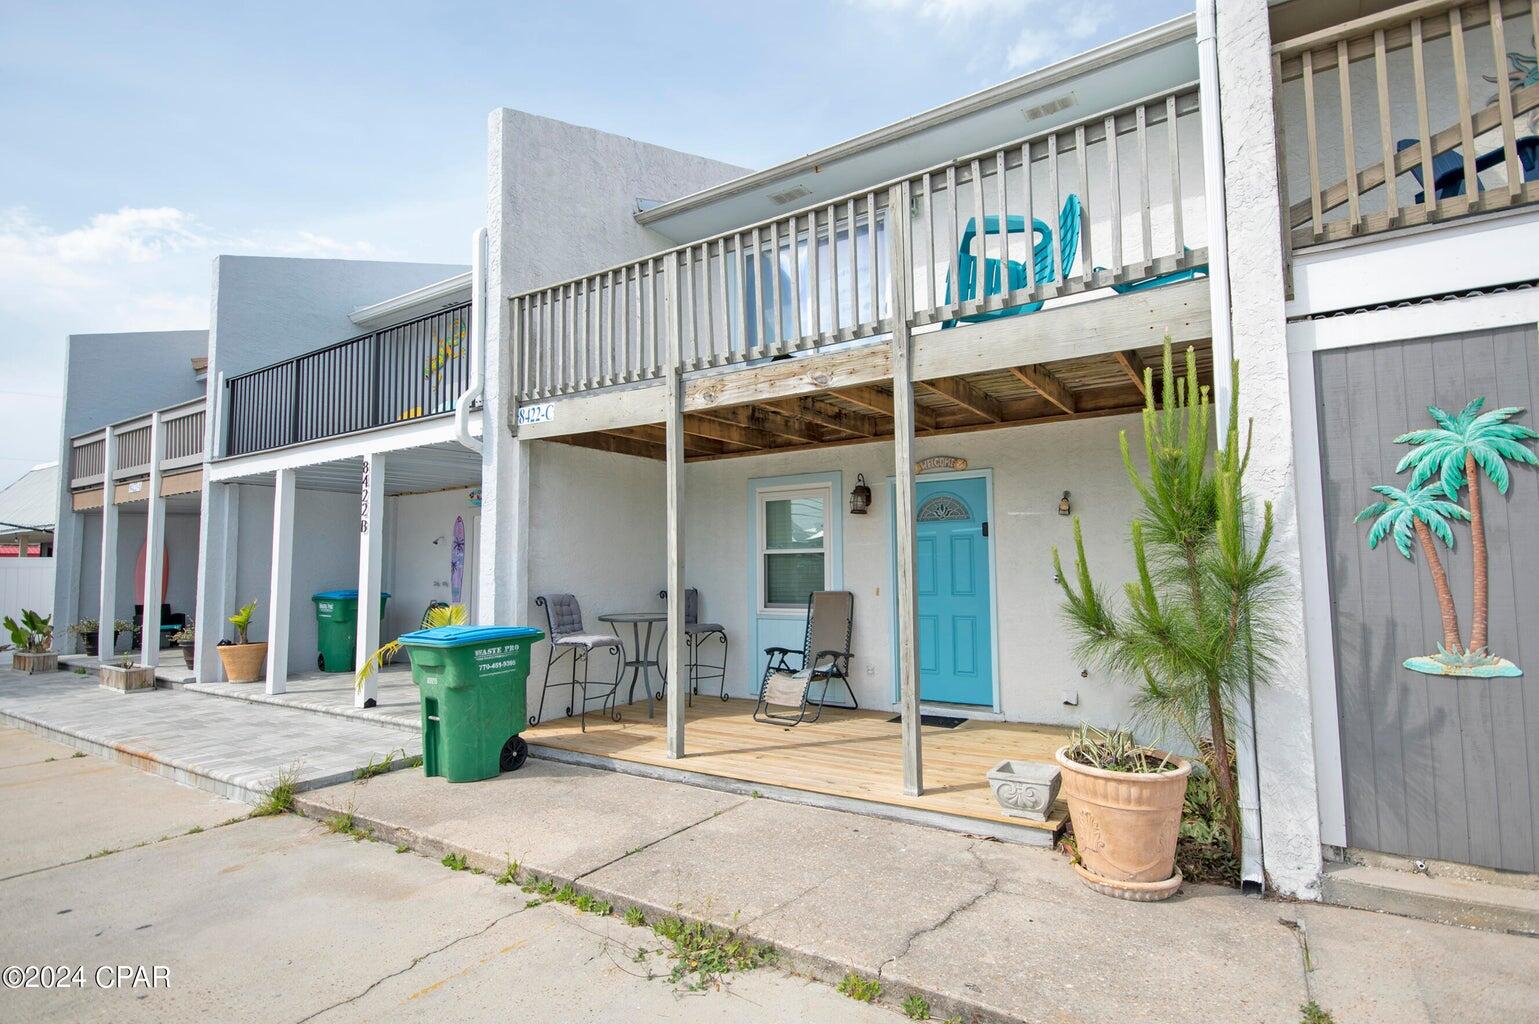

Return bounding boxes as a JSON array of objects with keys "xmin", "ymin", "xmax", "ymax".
[{"xmin": 1359, "ymin": 396, "xmax": 1537, "ymax": 677}]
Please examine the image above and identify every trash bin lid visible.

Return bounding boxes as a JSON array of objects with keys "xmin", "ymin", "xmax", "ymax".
[
  {"xmin": 312, "ymin": 589, "xmax": 392, "ymax": 600},
  {"xmin": 397, "ymin": 625, "xmax": 544, "ymax": 648}
]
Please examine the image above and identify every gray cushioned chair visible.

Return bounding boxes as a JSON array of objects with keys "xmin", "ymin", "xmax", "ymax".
[{"xmin": 532, "ymin": 593, "xmax": 623, "ymax": 731}]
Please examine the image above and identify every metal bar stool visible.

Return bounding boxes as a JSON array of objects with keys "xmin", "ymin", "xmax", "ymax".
[
  {"xmin": 658, "ymin": 588, "xmax": 729, "ymax": 705},
  {"xmin": 532, "ymin": 594, "xmax": 624, "ymax": 732}
]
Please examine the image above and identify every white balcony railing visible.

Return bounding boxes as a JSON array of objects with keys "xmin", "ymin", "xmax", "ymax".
[
  {"xmin": 69, "ymin": 398, "xmax": 207, "ymax": 491},
  {"xmin": 511, "ymin": 83, "xmax": 1206, "ymax": 401},
  {"xmin": 1275, "ymin": 0, "xmax": 1539, "ymax": 249}
]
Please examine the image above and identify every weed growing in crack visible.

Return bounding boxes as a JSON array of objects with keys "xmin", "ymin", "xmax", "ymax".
[
  {"xmin": 901, "ymin": 993, "xmax": 930, "ymax": 1019},
  {"xmin": 251, "ymin": 766, "xmax": 299, "ymax": 817},
  {"xmin": 525, "ymin": 898, "xmax": 543, "ymax": 908},
  {"xmin": 624, "ymin": 906, "xmax": 646, "ymax": 928},
  {"xmin": 324, "ymin": 812, "xmax": 355, "ymax": 835},
  {"xmin": 71, "ymin": 751, "xmax": 86, "ymax": 758},
  {"xmin": 494, "ymin": 860, "xmax": 520, "ymax": 885},
  {"xmin": 650, "ymin": 916, "xmax": 776, "ymax": 990},
  {"xmin": 441, "ymin": 852, "xmax": 468, "ymax": 871},
  {"xmin": 185, "ymin": 826, "xmax": 203, "ymax": 835},
  {"xmin": 837, "ymin": 972, "xmax": 881, "ymax": 1003},
  {"xmin": 354, "ymin": 749, "xmax": 404, "ymax": 781},
  {"xmin": 395, "ymin": 843, "xmax": 410, "ymax": 854},
  {"xmin": 1300, "ymin": 1002, "xmax": 1337, "ymax": 1024}
]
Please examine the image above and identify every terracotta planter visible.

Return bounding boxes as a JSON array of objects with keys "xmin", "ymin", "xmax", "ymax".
[
  {"xmin": 216, "ymin": 642, "xmax": 268, "ymax": 683},
  {"xmin": 1055, "ymin": 745, "xmax": 1191, "ymax": 902},
  {"xmin": 12, "ymin": 651, "xmax": 59, "ymax": 675}
]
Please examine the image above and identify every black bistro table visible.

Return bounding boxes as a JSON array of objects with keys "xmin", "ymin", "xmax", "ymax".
[{"xmin": 598, "ymin": 611, "xmax": 667, "ymax": 718}]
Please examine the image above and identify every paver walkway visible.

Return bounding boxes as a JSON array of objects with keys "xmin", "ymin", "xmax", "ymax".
[
  {"xmin": 187, "ymin": 665, "xmax": 419, "ymax": 732},
  {"xmin": 0, "ymin": 668, "xmax": 419, "ymax": 802},
  {"xmin": 298, "ymin": 760, "xmax": 1539, "ymax": 1024}
]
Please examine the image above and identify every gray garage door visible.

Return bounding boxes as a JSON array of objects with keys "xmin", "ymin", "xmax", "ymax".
[{"xmin": 1316, "ymin": 326, "xmax": 1539, "ymax": 872}]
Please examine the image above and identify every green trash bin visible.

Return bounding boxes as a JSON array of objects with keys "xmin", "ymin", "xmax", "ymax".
[
  {"xmin": 311, "ymin": 589, "xmax": 391, "ymax": 673},
  {"xmin": 397, "ymin": 624, "xmax": 545, "ymax": 783}
]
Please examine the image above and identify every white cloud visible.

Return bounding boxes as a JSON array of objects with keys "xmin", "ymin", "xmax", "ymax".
[
  {"xmin": 1005, "ymin": 2, "xmax": 1112, "ymax": 71},
  {"xmin": 844, "ymin": 0, "xmax": 1120, "ymax": 75}
]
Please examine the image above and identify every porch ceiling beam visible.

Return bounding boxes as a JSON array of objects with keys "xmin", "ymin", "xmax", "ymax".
[
  {"xmin": 610, "ymin": 424, "xmax": 732, "ymax": 456},
  {"xmin": 682, "ymin": 414, "xmax": 782, "ymax": 449},
  {"xmin": 565, "ymin": 432, "xmax": 666, "ymax": 460},
  {"xmin": 686, "ymin": 339, "xmax": 891, "ymax": 413},
  {"xmin": 693, "ymin": 404, "xmax": 821, "ymax": 444},
  {"xmin": 767, "ymin": 397, "xmax": 878, "ymax": 437},
  {"xmin": 1112, "ymin": 350, "xmax": 1148, "ymax": 398},
  {"xmin": 1008, "ymin": 364, "xmax": 1077, "ymax": 416},
  {"xmin": 919, "ymin": 377, "xmax": 1003, "ymax": 422},
  {"xmin": 833, "ymin": 386, "xmax": 939, "ymax": 431}
]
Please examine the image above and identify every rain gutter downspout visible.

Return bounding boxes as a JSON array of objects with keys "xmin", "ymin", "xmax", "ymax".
[
  {"xmin": 1196, "ymin": 0, "xmax": 1265, "ymax": 895},
  {"xmin": 454, "ymin": 227, "xmax": 487, "ymax": 454}
]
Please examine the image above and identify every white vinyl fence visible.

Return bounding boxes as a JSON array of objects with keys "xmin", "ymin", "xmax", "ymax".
[{"xmin": 0, "ymin": 557, "xmax": 55, "ymax": 664}]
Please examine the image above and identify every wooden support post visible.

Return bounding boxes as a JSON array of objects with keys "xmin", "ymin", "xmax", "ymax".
[
  {"xmin": 265, "ymin": 468, "xmax": 296, "ymax": 695},
  {"xmin": 664, "ymin": 254, "xmax": 687, "ymax": 760},
  {"xmin": 98, "ymin": 426, "xmax": 119, "ymax": 659},
  {"xmin": 889, "ymin": 182, "xmax": 924, "ymax": 797},
  {"xmin": 140, "ymin": 411, "xmax": 166, "ymax": 669},
  {"xmin": 355, "ymin": 453, "xmax": 386, "ymax": 708}
]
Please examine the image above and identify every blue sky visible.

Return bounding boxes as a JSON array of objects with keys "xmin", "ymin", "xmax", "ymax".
[{"xmin": 0, "ymin": 0, "xmax": 1188, "ymax": 487}]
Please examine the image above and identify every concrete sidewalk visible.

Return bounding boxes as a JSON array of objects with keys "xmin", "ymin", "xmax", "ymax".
[{"xmin": 298, "ymin": 759, "xmax": 1538, "ymax": 1024}]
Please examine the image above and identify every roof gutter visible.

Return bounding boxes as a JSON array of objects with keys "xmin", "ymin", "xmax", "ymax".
[
  {"xmin": 635, "ymin": 13, "xmax": 1196, "ymax": 227},
  {"xmin": 1196, "ymin": 0, "xmax": 1264, "ymax": 895},
  {"xmin": 453, "ymin": 228, "xmax": 487, "ymax": 455}
]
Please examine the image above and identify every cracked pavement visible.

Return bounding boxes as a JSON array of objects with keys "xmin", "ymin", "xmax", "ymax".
[
  {"xmin": 0, "ymin": 728, "xmax": 890, "ymax": 1024},
  {"xmin": 297, "ymin": 746, "xmax": 1539, "ymax": 1024}
]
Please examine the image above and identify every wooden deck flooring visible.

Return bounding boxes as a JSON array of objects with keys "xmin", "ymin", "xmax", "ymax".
[{"xmin": 524, "ymin": 697, "xmax": 1070, "ymax": 835}]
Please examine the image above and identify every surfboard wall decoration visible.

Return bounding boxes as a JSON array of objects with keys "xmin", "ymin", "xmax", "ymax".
[{"xmin": 450, "ymin": 515, "xmax": 465, "ymax": 604}]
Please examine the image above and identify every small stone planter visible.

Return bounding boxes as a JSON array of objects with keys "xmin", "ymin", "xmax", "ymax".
[
  {"xmin": 12, "ymin": 651, "xmax": 59, "ymax": 675},
  {"xmin": 99, "ymin": 663, "xmax": 157, "ymax": 693},
  {"xmin": 986, "ymin": 759, "xmax": 1062, "ymax": 821}
]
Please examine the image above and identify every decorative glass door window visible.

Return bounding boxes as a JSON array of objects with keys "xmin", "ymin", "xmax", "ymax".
[{"xmin": 759, "ymin": 487, "xmax": 829, "ymax": 611}]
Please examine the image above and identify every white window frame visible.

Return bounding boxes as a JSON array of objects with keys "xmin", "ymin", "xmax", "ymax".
[{"xmin": 755, "ymin": 482, "xmax": 832, "ymax": 616}]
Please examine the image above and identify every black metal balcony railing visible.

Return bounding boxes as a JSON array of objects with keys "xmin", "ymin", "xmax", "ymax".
[{"xmin": 224, "ymin": 303, "xmax": 471, "ymax": 457}]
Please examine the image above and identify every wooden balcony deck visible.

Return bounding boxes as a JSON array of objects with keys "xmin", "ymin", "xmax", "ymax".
[{"xmin": 524, "ymin": 696, "xmax": 1070, "ymax": 843}]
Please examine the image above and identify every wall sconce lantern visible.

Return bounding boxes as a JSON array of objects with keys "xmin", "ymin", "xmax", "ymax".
[
  {"xmin": 1057, "ymin": 490, "xmax": 1072, "ymax": 516},
  {"xmin": 850, "ymin": 474, "xmax": 872, "ymax": 515}
]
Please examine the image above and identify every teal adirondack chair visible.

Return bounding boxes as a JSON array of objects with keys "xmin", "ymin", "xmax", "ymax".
[{"xmin": 942, "ymin": 195, "xmax": 1081, "ymax": 327}]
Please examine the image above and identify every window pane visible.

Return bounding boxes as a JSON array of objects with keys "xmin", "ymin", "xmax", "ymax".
[
  {"xmin": 764, "ymin": 496, "xmax": 824, "ymax": 549},
  {"xmin": 765, "ymin": 553, "xmax": 824, "ymax": 607}
]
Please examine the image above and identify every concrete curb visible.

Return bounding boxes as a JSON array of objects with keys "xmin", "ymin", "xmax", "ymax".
[{"xmin": 289, "ymin": 793, "xmax": 1027, "ymax": 1024}]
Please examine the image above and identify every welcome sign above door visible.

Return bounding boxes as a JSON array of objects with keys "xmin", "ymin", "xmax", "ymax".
[{"xmin": 916, "ymin": 455, "xmax": 967, "ymax": 474}]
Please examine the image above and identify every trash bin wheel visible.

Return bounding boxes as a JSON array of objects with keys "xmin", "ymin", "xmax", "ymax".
[
  {"xmin": 317, "ymin": 652, "xmax": 325, "ymax": 671},
  {"xmin": 500, "ymin": 735, "xmax": 528, "ymax": 773}
]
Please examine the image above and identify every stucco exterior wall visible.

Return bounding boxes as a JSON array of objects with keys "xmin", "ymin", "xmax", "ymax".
[
  {"xmin": 479, "ymin": 109, "xmax": 751, "ymax": 627},
  {"xmin": 1218, "ymin": 0, "xmax": 1323, "ymax": 898},
  {"xmin": 519, "ymin": 415, "xmax": 1186, "ymax": 742},
  {"xmin": 384, "ymin": 487, "xmax": 482, "ymax": 639},
  {"xmin": 52, "ymin": 328, "xmax": 208, "ymax": 644}
]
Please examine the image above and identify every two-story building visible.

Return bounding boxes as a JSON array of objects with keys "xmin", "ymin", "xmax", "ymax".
[{"xmin": 47, "ymin": 0, "xmax": 1539, "ymax": 906}]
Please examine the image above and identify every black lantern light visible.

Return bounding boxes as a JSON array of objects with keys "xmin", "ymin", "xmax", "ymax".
[{"xmin": 850, "ymin": 474, "xmax": 872, "ymax": 515}]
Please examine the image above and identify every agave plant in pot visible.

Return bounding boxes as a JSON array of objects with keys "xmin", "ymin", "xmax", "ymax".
[
  {"xmin": 215, "ymin": 600, "xmax": 266, "ymax": 683},
  {"xmin": 1051, "ymin": 343, "xmax": 1283, "ymax": 900}
]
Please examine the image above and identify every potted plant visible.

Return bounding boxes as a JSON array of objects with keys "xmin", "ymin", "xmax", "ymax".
[
  {"xmin": 1056, "ymin": 726, "xmax": 1191, "ymax": 900},
  {"xmin": 215, "ymin": 600, "xmax": 266, "ymax": 683},
  {"xmin": 171, "ymin": 623, "xmax": 196, "ymax": 670},
  {"xmin": 112, "ymin": 619, "xmax": 138, "ymax": 655},
  {"xmin": 4, "ymin": 610, "xmax": 57, "ymax": 674},
  {"xmin": 68, "ymin": 618, "xmax": 100, "ymax": 656},
  {"xmin": 1052, "ymin": 343, "xmax": 1283, "ymax": 899},
  {"xmin": 99, "ymin": 653, "xmax": 156, "ymax": 693}
]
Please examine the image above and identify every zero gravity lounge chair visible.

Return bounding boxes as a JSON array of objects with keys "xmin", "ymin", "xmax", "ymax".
[{"xmin": 753, "ymin": 590, "xmax": 856, "ymax": 727}]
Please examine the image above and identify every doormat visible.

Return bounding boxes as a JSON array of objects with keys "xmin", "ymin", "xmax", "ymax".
[{"xmin": 888, "ymin": 713, "xmax": 967, "ymax": 729}]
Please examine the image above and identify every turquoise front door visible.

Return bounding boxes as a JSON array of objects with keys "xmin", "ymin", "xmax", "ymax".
[{"xmin": 909, "ymin": 476, "xmax": 993, "ymax": 706}]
